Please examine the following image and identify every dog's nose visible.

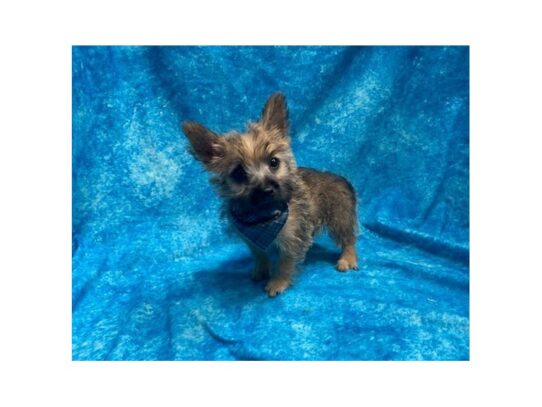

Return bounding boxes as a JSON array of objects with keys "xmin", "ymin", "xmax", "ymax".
[{"xmin": 251, "ymin": 187, "xmax": 274, "ymax": 205}]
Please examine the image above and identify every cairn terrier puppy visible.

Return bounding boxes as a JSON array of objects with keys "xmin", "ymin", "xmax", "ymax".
[{"xmin": 182, "ymin": 92, "xmax": 358, "ymax": 296}]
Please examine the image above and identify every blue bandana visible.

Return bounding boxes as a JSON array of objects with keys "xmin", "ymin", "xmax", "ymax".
[{"xmin": 230, "ymin": 202, "xmax": 289, "ymax": 251}]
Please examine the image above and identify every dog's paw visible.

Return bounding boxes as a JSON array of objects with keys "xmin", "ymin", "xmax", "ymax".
[
  {"xmin": 336, "ymin": 258, "xmax": 358, "ymax": 272},
  {"xmin": 265, "ymin": 278, "xmax": 290, "ymax": 297}
]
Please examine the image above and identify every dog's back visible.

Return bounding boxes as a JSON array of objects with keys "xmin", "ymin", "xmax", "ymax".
[{"xmin": 298, "ymin": 167, "xmax": 358, "ymax": 247}]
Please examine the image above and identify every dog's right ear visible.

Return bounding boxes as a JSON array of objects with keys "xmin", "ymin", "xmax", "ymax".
[
  {"xmin": 261, "ymin": 92, "xmax": 288, "ymax": 134},
  {"xmin": 181, "ymin": 121, "xmax": 224, "ymax": 171}
]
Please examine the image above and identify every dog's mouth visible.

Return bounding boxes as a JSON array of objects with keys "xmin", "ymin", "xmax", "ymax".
[{"xmin": 230, "ymin": 200, "xmax": 288, "ymax": 226}]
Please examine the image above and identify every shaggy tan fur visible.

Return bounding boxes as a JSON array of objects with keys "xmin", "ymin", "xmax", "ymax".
[{"xmin": 182, "ymin": 92, "xmax": 358, "ymax": 297}]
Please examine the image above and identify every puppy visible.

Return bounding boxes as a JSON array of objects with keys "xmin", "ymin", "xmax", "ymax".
[{"xmin": 182, "ymin": 92, "xmax": 358, "ymax": 296}]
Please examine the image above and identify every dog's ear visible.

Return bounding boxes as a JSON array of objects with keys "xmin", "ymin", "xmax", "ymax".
[
  {"xmin": 181, "ymin": 121, "xmax": 225, "ymax": 171},
  {"xmin": 261, "ymin": 92, "xmax": 288, "ymax": 134}
]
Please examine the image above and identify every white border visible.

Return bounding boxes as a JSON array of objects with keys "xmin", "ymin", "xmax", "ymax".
[{"xmin": 1, "ymin": 1, "xmax": 541, "ymax": 406}]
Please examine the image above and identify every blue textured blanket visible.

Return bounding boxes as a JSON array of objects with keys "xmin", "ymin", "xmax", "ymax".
[{"xmin": 72, "ymin": 46, "xmax": 469, "ymax": 360}]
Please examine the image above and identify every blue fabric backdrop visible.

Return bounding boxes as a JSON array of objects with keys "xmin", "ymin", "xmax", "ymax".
[{"xmin": 72, "ymin": 46, "xmax": 469, "ymax": 360}]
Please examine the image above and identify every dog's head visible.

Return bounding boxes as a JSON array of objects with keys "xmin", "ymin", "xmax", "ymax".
[{"xmin": 182, "ymin": 92, "xmax": 297, "ymax": 215}]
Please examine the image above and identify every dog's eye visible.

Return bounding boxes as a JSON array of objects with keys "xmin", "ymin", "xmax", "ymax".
[
  {"xmin": 269, "ymin": 157, "xmax": 280, "ymax": 169},
  {"xmin": 230, "ymin": 165, "xmax": 248, "ymax": 183}
]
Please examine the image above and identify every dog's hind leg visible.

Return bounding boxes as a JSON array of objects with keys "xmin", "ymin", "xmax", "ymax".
[{"xmin": 327, "ymin": 181, "xmax": 359, "ymax": 272}]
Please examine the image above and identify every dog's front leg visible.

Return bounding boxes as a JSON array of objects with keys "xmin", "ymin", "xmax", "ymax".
[
  {"xmin": 265, "ymin": 254, "xmax": 297, "ymax": 297},
  {"xmin": 248, "ymin": 243, "xmax": 271, "ymax": 281}
]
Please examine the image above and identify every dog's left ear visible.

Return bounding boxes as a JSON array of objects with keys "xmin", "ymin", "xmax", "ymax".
[{"xmin": 261, "ymin": 92, "xmax": 289, "ymax": 134}]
